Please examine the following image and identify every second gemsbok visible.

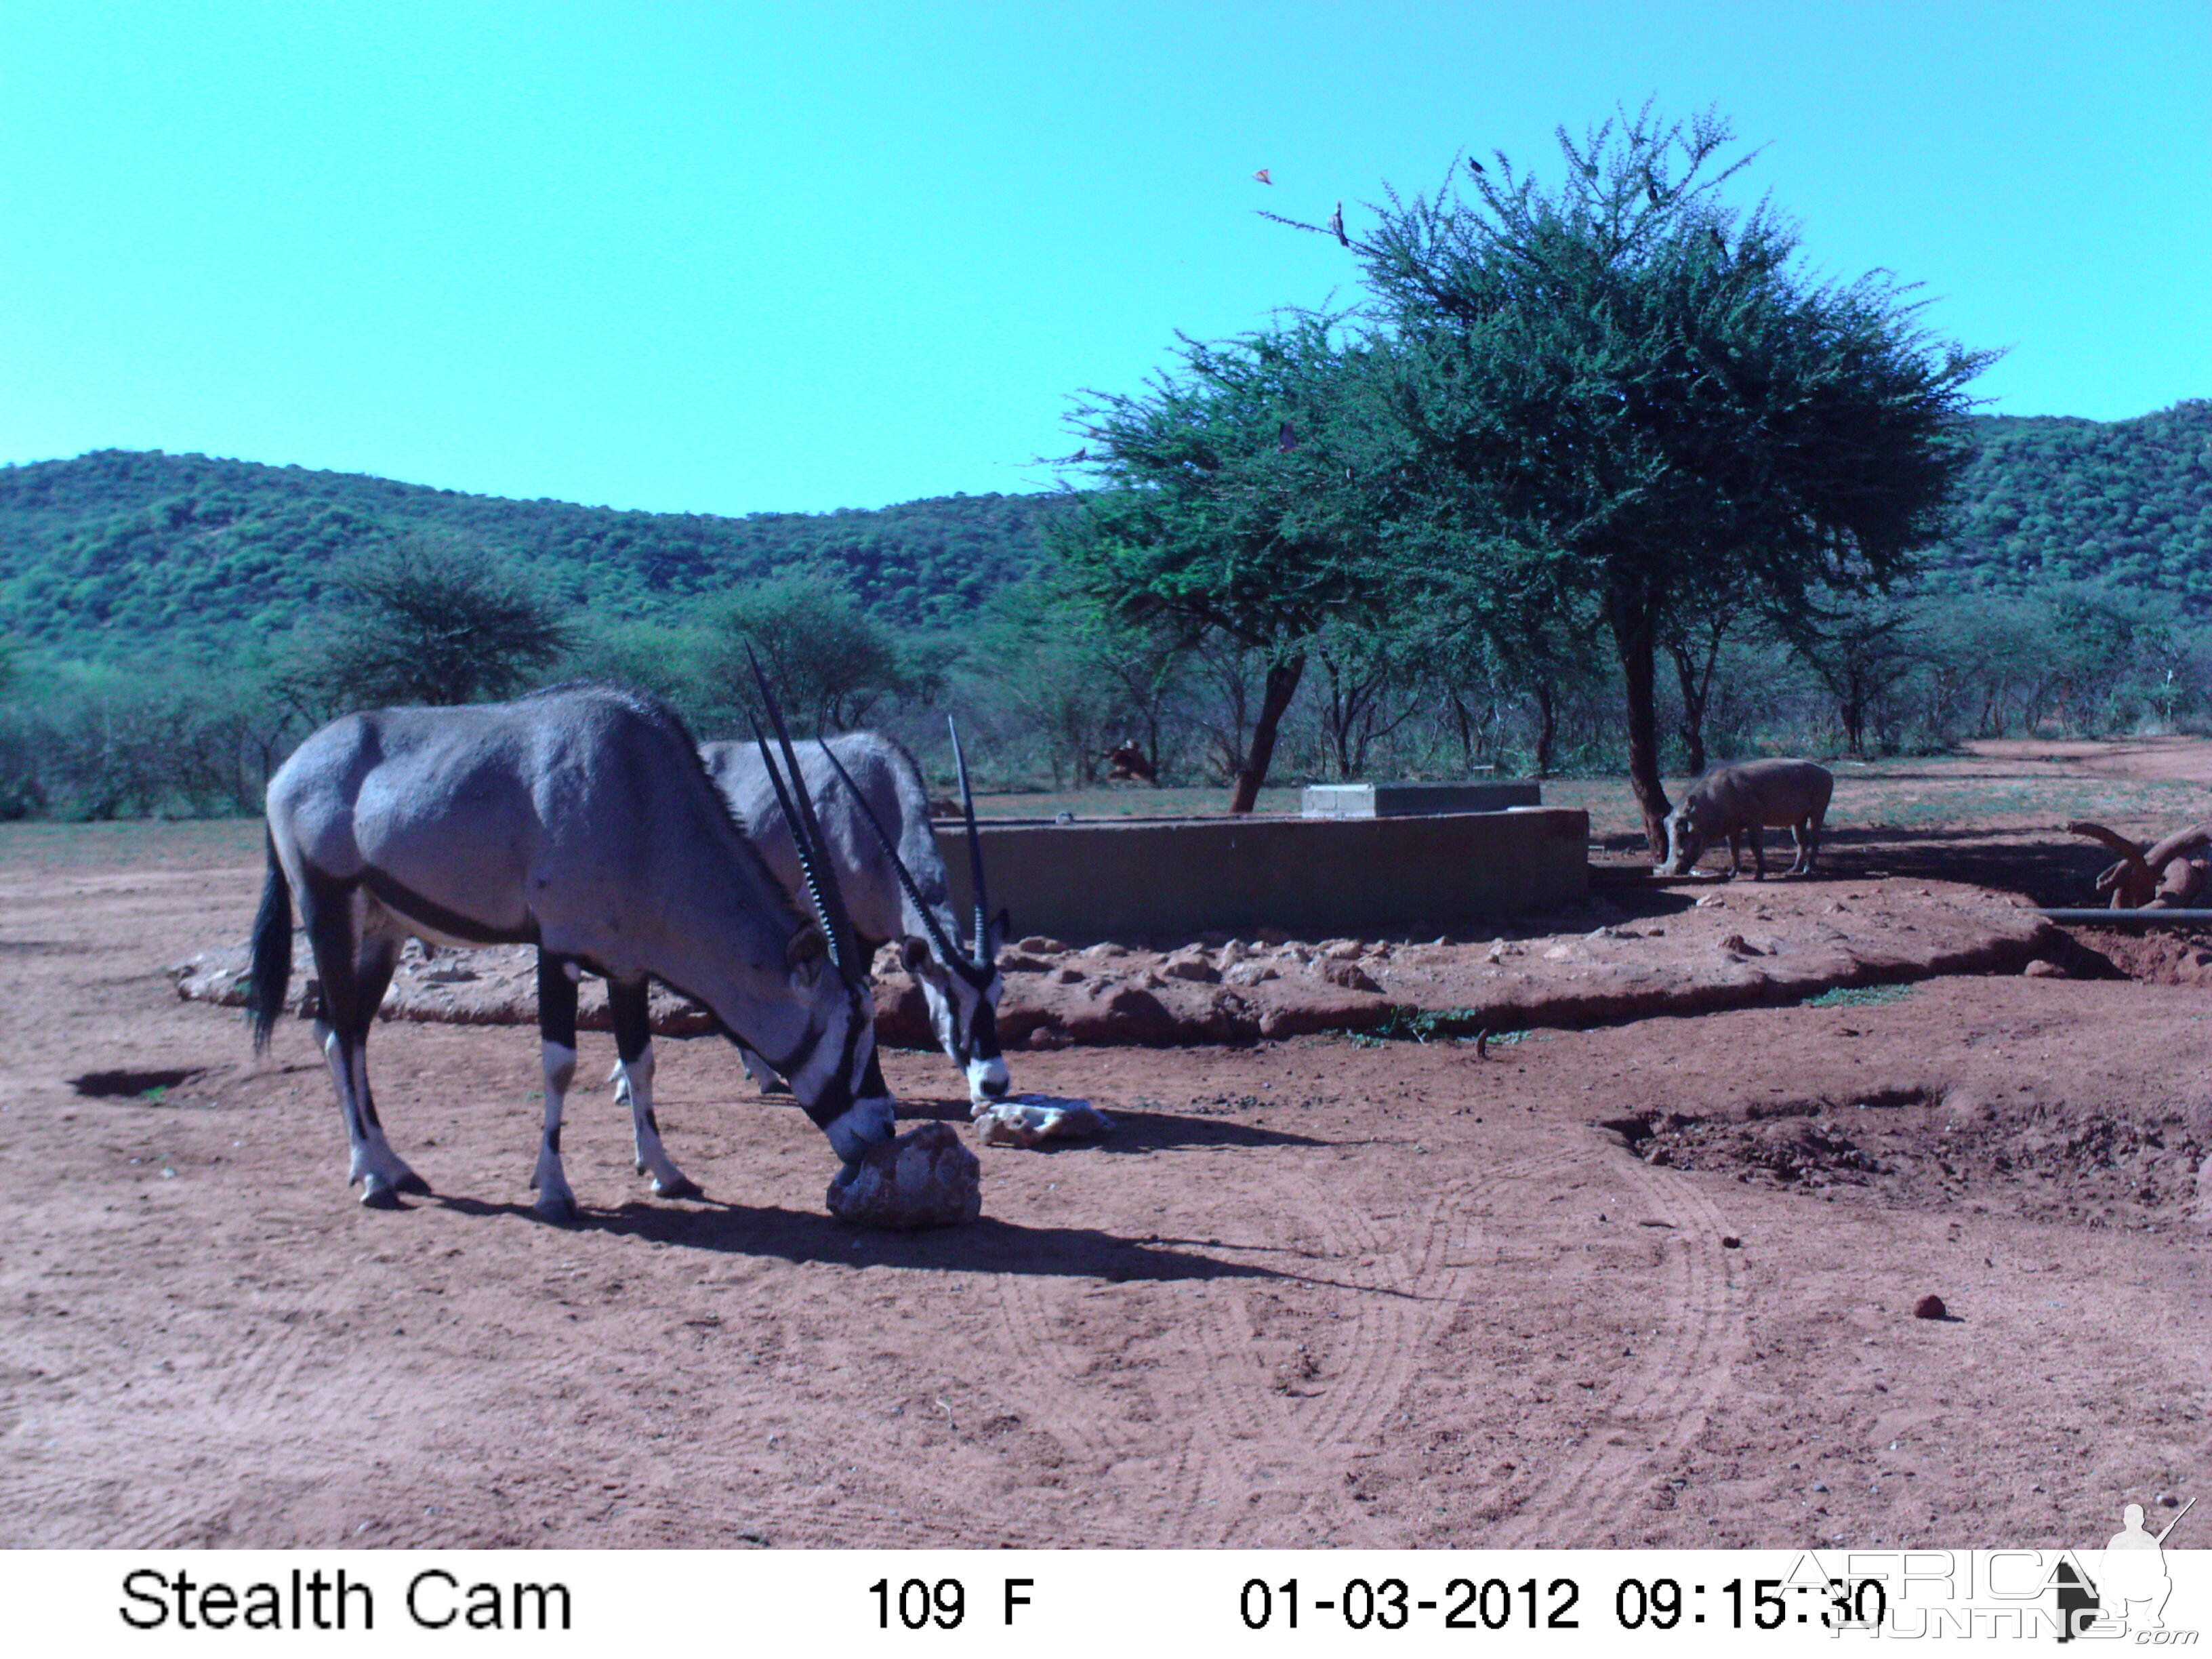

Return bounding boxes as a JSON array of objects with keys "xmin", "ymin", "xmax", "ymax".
[{"xmin": 700, "ymin": 722, "xmax": 1011, "ymax": 1109}]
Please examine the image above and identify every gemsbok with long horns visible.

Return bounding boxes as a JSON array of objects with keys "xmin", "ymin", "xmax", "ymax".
[
  {"xmin": 695, "ymin": 720, "xmax": 1011, "ymax": 1109},
  {"xmin": 249, "ymin": 681, "xmax": 896, "ymax": 1219}
]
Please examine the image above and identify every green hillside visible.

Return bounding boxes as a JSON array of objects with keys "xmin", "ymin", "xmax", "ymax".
[
  {"xmin": 3, "ymin": 399, "xmax": 2208, "ymax": 665},
  {"xmin": 0, "ymin": 449, "xmax": 1069, "ymax": 661},
  {"xmin": 1931, "ymin": 399, "xmax": 2212, "ymax": 599}
]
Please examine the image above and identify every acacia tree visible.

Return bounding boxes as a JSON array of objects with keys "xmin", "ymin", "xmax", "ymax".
[
  {"xmin": 1786, "ymin": 590, "xmax": 1923, "ymax": 757},
  {"xmin": 1329, "ymin": 104, "xmax": 1991, "ymax": 849},
  {"xmin": 695, "ymin": 569, "xmax": 936, "ymax": 736},
  {"xmin": 280, "ymin": 532, "xmax": 571, "ymax": 714},
  {"xmin": 1058, "ymin": 318, "xmax": 1393, "ymax": 812}
]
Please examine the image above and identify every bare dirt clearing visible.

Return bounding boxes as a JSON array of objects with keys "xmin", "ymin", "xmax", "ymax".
[{"xmin": 3, "ymin": 746, "xmax": 2208, "ymax": 1550}]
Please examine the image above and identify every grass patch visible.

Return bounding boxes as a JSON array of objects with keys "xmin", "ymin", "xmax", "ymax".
[
  {"xmin": 1802, "ymin": 984, "xmax": 1917, "ymax": 1009},
  {"xmin": 1346, "ymin": 1009, "xmax": 1519, "ymax": 1047}
]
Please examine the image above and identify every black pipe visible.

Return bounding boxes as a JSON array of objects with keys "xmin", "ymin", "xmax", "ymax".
[{"xmin": 2039, "ymin": 908, "xmax": 2212, "ymax": 927}]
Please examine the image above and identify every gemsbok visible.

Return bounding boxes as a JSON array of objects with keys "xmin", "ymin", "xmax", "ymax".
[
  {"xmin": 249, "ymin": 682, "xmax": 896, "ymax": 1219},
  {"xmin": 697, "ymin": 720, "xmax": 1011, "ymax": 1109}
]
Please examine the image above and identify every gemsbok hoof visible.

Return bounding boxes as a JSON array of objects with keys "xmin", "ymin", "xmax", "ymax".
[
  {"xmin": 359, "ymin": 1179, "xmax": 405, "ymax": 1210},
  {"xmin": 654, "ymin": 1175, "xmax": 703, "ymax": 1200},
  {"xmin": 533, "ymin": 1192, "xmax": 581, "ymax": 1226}
]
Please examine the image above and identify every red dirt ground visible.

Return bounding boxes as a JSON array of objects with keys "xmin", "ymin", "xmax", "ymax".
[{"xmin": 3, "ymin": 745, "xmax": 2207, "ymax": 1551}]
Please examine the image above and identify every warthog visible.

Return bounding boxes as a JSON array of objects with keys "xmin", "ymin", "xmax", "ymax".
[{"xmin": 1659, "ymin": 758, "xmax": 1834, "ymax": 879}]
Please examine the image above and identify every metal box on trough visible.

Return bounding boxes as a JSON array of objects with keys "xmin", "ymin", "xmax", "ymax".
[{"xmin": 1301, "ymin": 780, "xmax": 1542, "ymax": 817}]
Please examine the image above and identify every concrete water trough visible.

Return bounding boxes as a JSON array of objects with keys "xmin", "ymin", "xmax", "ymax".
[{"xmin": 931, "ymin": 796, "xmax": 1588, "ymax": 940}]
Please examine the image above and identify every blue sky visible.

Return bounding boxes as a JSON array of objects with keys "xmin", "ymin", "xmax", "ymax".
[{"xmin": 3, "ymin": 1, "xmax": 2207, "ymax": 516}]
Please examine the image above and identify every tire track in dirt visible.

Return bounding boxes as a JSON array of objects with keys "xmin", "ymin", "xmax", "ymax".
[
  {"xmin": 22, "ymin": 1354, "xmax": 387, "ymax": 1544},
  {"xmin": 976, "ymin": 1140, "xmax": 1588, "ymax": 1546},
  {"xmin": 980, "ymin": 1271, "xmax": 1216, "ymax": 1547},
  {"xmin": 1248, "ymin": 1143, "xmax": 1592, "ymax": 1541},
  {"xmin": 1488, "ymin": 1142, "xmax": 1748, "ymax": 1546}
]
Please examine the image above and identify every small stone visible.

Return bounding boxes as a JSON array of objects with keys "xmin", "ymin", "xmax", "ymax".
[
  {"xmin": 1912, "ymin": 1294, "xmax": 1948, "ymax": 1320},
  {"xmin": 2024, "ymin": 960, "xmax": 2066, "ymax": 979},
  {"xmin": 825, "ymin": 1122, "xmax": 981, "ymax": 1229},
  {"xmin": 1721, "ymin": 1235, "xmax": 1742, "ymax": 1248},
  {"xmin": 1160, "ymin": 951, "xmax": 1221, "ymax": 983},
  {"xmin": 1317, "ymin": 960, "xmax": 1382, "ymax": 994}
]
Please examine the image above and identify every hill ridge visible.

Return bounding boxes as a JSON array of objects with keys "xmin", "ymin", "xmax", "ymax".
[{"xmin": 5, "ymin": 398, "xmax": 2208, "ymax": 663}]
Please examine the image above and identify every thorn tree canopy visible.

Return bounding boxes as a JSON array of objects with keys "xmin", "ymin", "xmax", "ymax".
[
  {"xmin": 281, "ymin": 532, "xmax": 571, "ymax": 712},
  {"xmin": 1057, "ymin": 317, "xmax": 1395, "ymax": 813},
  {"xmin": 1338, "ymin": 102, "xmax": 1995, "ymax": 851}
]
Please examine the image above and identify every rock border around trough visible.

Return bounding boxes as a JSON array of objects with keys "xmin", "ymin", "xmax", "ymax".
[{"xmin": 170, "ymin": 879, "xmax": 2058, "ymax": 1048}]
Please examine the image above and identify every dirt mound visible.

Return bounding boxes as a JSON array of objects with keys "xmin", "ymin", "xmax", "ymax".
[
  {"xmin": 2060, "ymin": 924, "xmax": 2212, "ymax": 986},
  {"xmin": 1619, "ymin": 1094, "xmax": 2208, "ymax": 1232}
]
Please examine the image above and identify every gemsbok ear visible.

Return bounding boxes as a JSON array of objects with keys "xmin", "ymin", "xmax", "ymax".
[
  {"xmin": 785, "ymin": 924, "xmax": 830, "ymax": 979},
  {"xmin": 899, "ymin": 937, "xmax": 930, "ymax": 974}
]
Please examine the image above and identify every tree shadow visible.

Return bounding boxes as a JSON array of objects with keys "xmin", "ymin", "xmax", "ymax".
[
  {"xmin": 1815, "ymin": 825, "xmax": 2123, "ymax": 906},
  {"xmin": 1602, "ymin": 824, "xmax": 2128, "ymax": 908}
]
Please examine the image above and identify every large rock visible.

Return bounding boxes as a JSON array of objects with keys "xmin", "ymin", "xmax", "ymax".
[{"xmin": 824, "ymin": 1122, "xmax": 982, "ymax": 1229}]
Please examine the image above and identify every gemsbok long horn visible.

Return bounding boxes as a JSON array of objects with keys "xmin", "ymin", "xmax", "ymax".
[
  {"xmin": 746, "ymin": 651, "xmax": 863, "ymax": 981},
  {"xmin": 947, "ymin": 716, "xmax": 991, "ymax": 966},
  {"xmin": 813, "ymin": 738, "xmax": 974, "ymax": 978}
]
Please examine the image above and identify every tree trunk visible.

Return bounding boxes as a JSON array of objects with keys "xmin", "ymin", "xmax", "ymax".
[
  {"xmin": 1608, "ymin": 587, "xmax": 1671, "ymax": 855},
  {"xmin": 1229, "ymin": 652, "xmax": 1306, "ymax": 814},
  {"xmin": 1532, "ymin": 680, "xmax": 1558, "ymax": 779},
  {"xmin": 1666, "ymin": 630, "xmax": 1721, "ymax": 777},
  {"xmin": 1320, "ymin": 650, "xmax": 1355, "ymax": 779},
  {"xmin": 1448, "ymin": 691, "xmax": 1475, "ymax": 773}
]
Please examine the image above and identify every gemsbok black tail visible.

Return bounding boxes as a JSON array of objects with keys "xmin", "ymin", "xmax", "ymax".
[{"xmin": 248, "ymin": 830, "xmax": 293, "ymax": 1053}]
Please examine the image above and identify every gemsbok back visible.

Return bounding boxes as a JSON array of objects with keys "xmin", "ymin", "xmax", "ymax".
[{"xmin": 249, "ymin": 682, "xmax": 895, "ymax": 1220}]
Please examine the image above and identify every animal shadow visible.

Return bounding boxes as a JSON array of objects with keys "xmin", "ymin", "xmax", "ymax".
[{"xmin": 430, "ymin": 1190, "xmax": 1286, "ymax": 1284}]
